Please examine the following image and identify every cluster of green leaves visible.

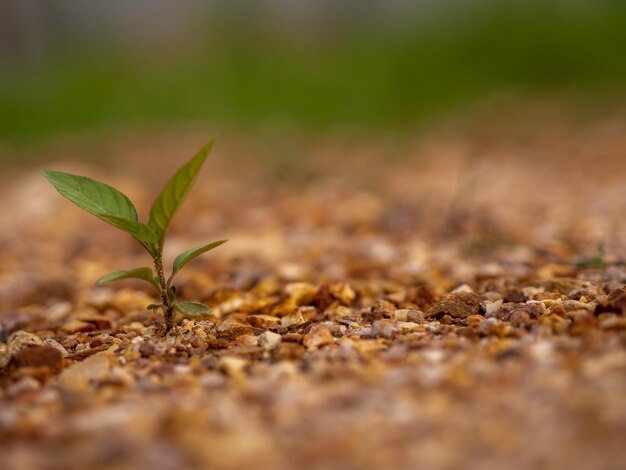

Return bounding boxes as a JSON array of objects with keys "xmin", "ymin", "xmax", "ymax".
[{"xmin": 42, "ymin": 140, "xmax": 226, "ymax": 330}]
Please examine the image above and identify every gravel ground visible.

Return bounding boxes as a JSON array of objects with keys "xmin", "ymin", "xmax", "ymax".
[{"xmin": 1, "ymin": 114, "xmax": 625, "ymax": 469}]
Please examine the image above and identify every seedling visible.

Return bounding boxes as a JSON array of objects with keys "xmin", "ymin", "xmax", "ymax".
[
  {"xmin": 573, "ymin": 242, "xmax": 626, "ymax": 269},
  {"xmin": 42, "ymin": 140, "xmax": 226, "ymax": 332},
  {"xmin": 574, "ymin": 242, "xmax": 606, "ymax": 268}
]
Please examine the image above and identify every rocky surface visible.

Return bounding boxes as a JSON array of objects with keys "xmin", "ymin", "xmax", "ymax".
[{"xmin": 0, "ymin": 117, "xmax": 625, "ymax": 469}]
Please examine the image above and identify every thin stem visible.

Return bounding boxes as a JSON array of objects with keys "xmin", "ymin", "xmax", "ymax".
[
  {"xmin": 154, "ymin": 256, "xmax": 174, "ymax": 332},
  {"xmin": 166, "ymin": 272, "xmax": 175, "ymax": 289}
]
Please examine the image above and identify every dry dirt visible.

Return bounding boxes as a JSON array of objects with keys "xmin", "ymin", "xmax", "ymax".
[{"xmin": 1, "ymin": 114, "xmax": 625, "ymax": 469}]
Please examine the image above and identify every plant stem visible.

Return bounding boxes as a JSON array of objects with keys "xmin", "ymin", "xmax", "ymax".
[{"xmin": 154, "ymin": 256, "xmax": 174, "ymax": 332}]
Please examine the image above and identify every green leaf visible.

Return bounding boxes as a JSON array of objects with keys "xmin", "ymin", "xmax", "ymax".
[
  {"xmin": 42, "ymin": 170, "xmax": 138, "ymax": 223},
  {"xmin": 173, "ymin": 302, "xmax": 210, "ymax": 317},
  {"xmin": 172, "ymin": 240, "xmax": 227, "ymax": 277},
  {"xmin": 99, "ymin": 215, "xmax": 158, "ymax": 255},
  {"xmin": 148, "ymin": 140, "xmax": 215, "ymax": 248},
  {"xmin": 96, "ymin": 267, "xmax": 158, "ymax": 288}
]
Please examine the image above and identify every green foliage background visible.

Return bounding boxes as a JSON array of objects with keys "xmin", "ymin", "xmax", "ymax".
[{"xmin": 2, "ymin": 2, "xmax": 626, "ymax": 143}]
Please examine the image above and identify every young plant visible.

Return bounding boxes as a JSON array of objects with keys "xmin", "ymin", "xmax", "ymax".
[
  {"xmin": 574, "ymin": 242, "xmax": 606, "ymax": 268},
  {"xmin": 42, "ymin": 140, "xmax": 226, "ymax": 332}
]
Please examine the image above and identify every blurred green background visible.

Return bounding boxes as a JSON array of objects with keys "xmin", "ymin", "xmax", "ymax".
[{"xmin": 1, "ymin": 0, "xmax": 626, "ymax": 144}]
